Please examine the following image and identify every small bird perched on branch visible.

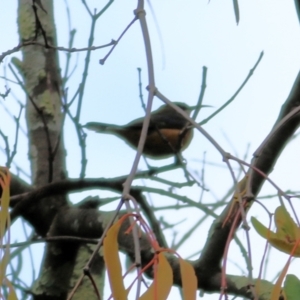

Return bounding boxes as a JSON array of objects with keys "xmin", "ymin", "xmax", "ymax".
[{"xmin": 84, "ymin": 102, "xmax": 196, "ymax": 159}]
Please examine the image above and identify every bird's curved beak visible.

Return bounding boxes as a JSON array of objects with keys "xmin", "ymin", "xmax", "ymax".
[{"xmin": 188, "ymin": 104, "xmax": 211, "ymax": 111}]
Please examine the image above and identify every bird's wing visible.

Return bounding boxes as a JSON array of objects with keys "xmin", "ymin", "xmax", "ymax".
[
  {"xmin": 149, "ymin": 113, "xmax": 190, "ymax": 129},
  {"xmin": 127, "ymin": 112, "xmax": 190, "ymax": 130}
]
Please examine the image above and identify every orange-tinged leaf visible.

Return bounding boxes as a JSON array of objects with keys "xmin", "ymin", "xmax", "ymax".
[
  {"xmin": 268, "ymin": 238, "xmax": 300, "ymax": 257},
  {"xmin": 7, "ymin": 290, "xmax": 18, "ymax": 300},
  {"xmin": 179, "ymin": 258, "xmax": 197, "ymax": 300},
  {"xmin": 103, "ymin": 219, "xmax": 127, "ymax": 300},
  {"xmin": 0, "ymin": 169, "xmax": 11, "ymax": 284},
  {"xmin": 0, "ymin": 169, "xmax": 10, "ymax": 238},
  {"xmin": 139, "ymin": 252, "xmax": 173, "ymax": 300},
  {"xmin": 0, "ymin": 247, "xmax": 10, "ymax": 283},
  {"xmin": 3, "ymin": 278, "xmax": 17, "ymax": 300}
]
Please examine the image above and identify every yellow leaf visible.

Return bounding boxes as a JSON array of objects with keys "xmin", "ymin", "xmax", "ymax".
[
  {"xmin": 0, "ymin": 169, "xmax": 10, "ymax": 238},
  {"xmin": 251, "ymin": 206, "xmax": 300, "ymax": 257},
  {"xmin": 275, "ymin": 206, "xmax": 300, "ymax": 241},
  {"xmin": 3, "ymin": 278, "xmax": 17, "ymax": 300},
  {"xmin": 251, "ymin": 217, "xmax": 276, "ymax": 240},
  {"xmin": 0, "ymin": 248, "xmax": 10, "ymax": 284},
  {"xmin": 103, "ymin": 219, "xmax": 127, "ymax": 300},
  {"xmin": 0, "ymin": 169, "xmax": 11, "ymax": 284},
  {"xmin": 269, "ymin": 238, "xmax": 300, "ymax": 257},
  {"xmin": 179, "ymin": 258, "xmax": 197, "ymax": 300},
  {"xmin": 139, "ymin": 252, "xmax": 173, "ymax": 300}
]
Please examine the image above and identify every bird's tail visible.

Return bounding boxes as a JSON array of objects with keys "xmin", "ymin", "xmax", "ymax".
[{"xmin": 83, "ymin": 122, "xmax": 123, "ymax": 133}]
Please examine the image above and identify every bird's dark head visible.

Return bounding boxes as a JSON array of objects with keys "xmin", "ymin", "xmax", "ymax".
[
  {"xmin": 157, "ymin": 102, "xmax": 197, "ymax": 114},
  {"xmin": 173, "ymin": 102, "xmax": 197, "ymax": 112}
]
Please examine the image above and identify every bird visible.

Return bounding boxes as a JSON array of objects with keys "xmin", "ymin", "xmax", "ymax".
[{"xmin": 83, "ymin": 102, "xmax": 196, "ymax": 159}]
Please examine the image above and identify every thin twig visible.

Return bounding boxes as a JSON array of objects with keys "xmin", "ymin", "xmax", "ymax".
[{"xmin": 200, "ymin": 51, "xmax": 264, "ymax": 125}]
